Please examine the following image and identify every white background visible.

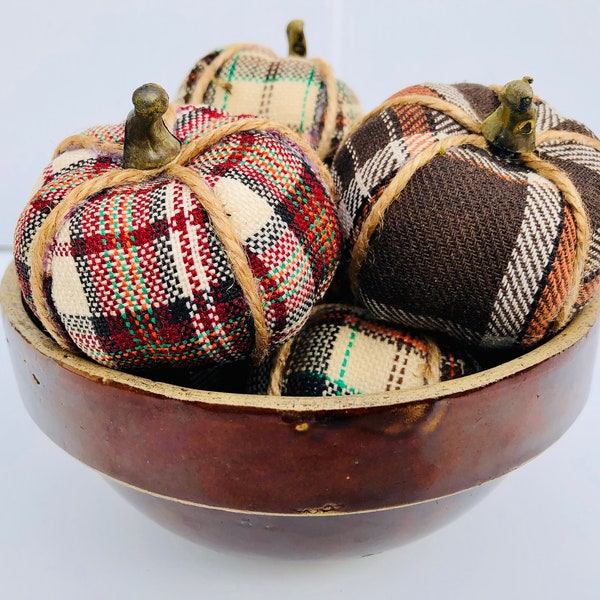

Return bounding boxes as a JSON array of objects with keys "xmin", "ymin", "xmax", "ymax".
[{"xmin": 1, "ymin": 1, "xmax": 600, "ymax": 598}]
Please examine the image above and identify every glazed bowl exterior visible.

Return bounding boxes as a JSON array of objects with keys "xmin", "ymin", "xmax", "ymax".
[{"xmin": 1, "ymin": 263, "xmax": 599, "ymax": 559}]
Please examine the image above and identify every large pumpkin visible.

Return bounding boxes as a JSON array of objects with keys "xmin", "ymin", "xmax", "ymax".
[
  {"xmin": 332, "ymin": 78, "xmax": 600, "ymax": 350},
  {"xmin": 176, "ymin": 20, "xmax": 363, "ymax": 162},
  {"xmin": 14, "ymin": 84, "xmax": 340, "ymax": 371}
]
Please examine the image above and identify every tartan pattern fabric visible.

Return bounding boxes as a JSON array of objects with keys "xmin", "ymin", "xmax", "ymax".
[
  {"xmin": 331, "ymin": 83, "xmax": 600, "ymax": 349},
  {"xmin": 176, "ymin": 44, "xmax": 363, "ymax": 160},
  {"xmin": 13, "ymin": 105, "xmax": 341, "ymax": 370},
  {"xmin": 249, "ymin": 304, "xmax": 479, "ymax": 396}
]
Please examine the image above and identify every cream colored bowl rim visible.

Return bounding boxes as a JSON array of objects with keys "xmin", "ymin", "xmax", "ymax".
[{"xmin": 2, "ymin": 263, "xmax": 599, "ymax": 412}]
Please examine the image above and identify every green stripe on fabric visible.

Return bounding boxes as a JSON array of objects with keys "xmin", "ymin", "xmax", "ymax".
[
  {"xmin": 222, "ymin": 52, "xmax": 242, "ymax": 110},
  {"xmin": 98, "ymin": 193, "xmax": 138, "ymax": 343},
  {"xmin": 299, "ymin": 65, "xmax": 317, "ymax": 134},
  {"xmin": 114, "ymin": 190, "xmax": 156, "ymax": 349},
  {"xmin": 338, "ymin": 324, "xmax": 358, "ymax": 380},
  {"xmin": 125, "ymin": 185, "xmax": 165, "ymax": 355},
  {"xmin": 267, "ymin": 248, "xmax": 312, "ymax": 305}
]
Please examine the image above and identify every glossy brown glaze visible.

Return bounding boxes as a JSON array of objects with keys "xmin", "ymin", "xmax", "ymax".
[
  {"xmin": 107, "ymin": 478, "xmax": 500, "ymax": 559},
  {"xmin": 2, "ymin": 263, "xmax": 599, "ymax": 557}
]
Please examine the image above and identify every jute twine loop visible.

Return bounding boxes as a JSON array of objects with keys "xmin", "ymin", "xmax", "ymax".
[
  {"xmin": 342, "ymin": 93, "xmax": 483, "ymax": 143},
  {"xmin": 348, "ymin": 90, "xmax": 596, "ymax": 330},
  {"xmin": 186, "ymin": 43, "xmax": 268, "ymax": 106},
  {"xmin": 518, "ymin": 152, "xmax": 591, "ymax": 330},
  {"xmin": 30, "ymin": 168, "xmax": 156, "ymax": 351},
  {"xmin": 174, "ymin": 115, "xmax": 335, "ymax": 194},
  {"xmin": 537, "ymin": 128, "xmax": 600, "ymax": 153},
  {"xmin": 422, "ymin": 336, "xmax": 443, "ymax": 386},
  {"xmin": 30, "ymin": 111, "xmax": 333, "ymax": 363},
  {"xmin": 267, "ymin": 302, "xmax": 334, "ymax": 395},
  {"xmin": 51, "ymin": 105, "xmax": 178, "ymax": 159},
  {"xmin": 349, "ymin": 132, "xmax": 488, "ymax": 298},
  {"xmin": 53, "ymin": 135, "xmax": 123, "ymax": 159},
  {"xmin": 310, "ymin": 57, "xmax": 339, "ymax": 160},
  {"xmin": 164, "ymin": 162, "xmax": 269, "ymax": 361},
  {"xmin": 266, "ymin": 337, "xmax": 295, "ymax": 396}
]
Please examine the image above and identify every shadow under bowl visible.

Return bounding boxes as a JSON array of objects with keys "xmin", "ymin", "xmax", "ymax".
[{"xmin": 1, "ymin": 263, "xmax": 599, "ymax": 559}]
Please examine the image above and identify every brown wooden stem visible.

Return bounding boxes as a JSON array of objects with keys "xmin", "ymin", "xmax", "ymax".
[
  {"xmin": 481, "ymin": 76, "xmax": 537, "ymax": 154},
  {"xmin": 287, "ymin": 19, "xmax": 307, "ymax": 57},
  {"xmin": 122, "ymin": 83, "xmax": 181, "ymax": 170}
]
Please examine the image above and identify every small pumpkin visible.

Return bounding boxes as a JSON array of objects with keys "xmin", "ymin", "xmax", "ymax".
[
  {"xmin": 332, "ymin": 77, "xmax": 600, "ymax": 350},
  {"xmin": 14, "ymin": 84, "xmax": 340, "ymax": 371},
  {"xmin": 249, "ymin": 303, "xmax": 479, "ymax": 396},
  {"xmin": 175, "ymin": 20, "xmax": 363, "ymax": 162}
]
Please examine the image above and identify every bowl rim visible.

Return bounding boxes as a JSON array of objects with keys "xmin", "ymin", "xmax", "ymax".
[{"xmin": 2, "ymin": 262, "xmax": 599, "ymax": 413}]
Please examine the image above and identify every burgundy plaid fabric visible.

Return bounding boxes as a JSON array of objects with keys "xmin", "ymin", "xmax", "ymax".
[
  {"xmin": 14, "ymin": 105, "xmax": 341, "ymax": 371},
  {"xmin": 332, "ymin": 83, "xmax": 600, "ymax": 349}
]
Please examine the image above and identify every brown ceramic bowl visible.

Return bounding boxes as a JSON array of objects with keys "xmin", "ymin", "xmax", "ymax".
[{"xmin": 2, "ymin": 263, "xmax": 599, "ymax": 559}]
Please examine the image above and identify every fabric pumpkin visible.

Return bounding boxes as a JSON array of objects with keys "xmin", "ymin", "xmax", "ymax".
[
  {"xmin": 14, "ymin": 104, "xmax": 340, "ymax": 371},
  {"xmin": 249, "ymin": 304, "xmax": 479, "ymax": 396},
  {"xmin": 332, "ymin": 81, "xmax": 600, "ymax": 350},
  {"xmin": 176, "ymin": 43, "xmax": 363, "ymax": 162}
]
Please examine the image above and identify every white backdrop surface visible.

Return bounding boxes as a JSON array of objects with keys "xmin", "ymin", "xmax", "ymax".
[{"xmin": 1, "ymin": 2, "xmax": 600, "ymax": 599}]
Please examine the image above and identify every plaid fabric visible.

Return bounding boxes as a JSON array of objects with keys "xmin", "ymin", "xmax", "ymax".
[
  {"xmin": 332, "ymin": 83, "xmax": 600, "ymax": 349},
  {"xmin": 14, "ymin": 105, "xmax": 340, "ymax": 371},
  {"xmin": 249, "ymin": 304, "xmax": 479, "ymax": 396},
  {"xmin": 176, "ymin": 44, "xmax": 363, "ymax": 161}
]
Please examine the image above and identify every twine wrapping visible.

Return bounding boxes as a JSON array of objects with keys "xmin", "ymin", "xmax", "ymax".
[
  {"xmin": 19, "ymin": 106, "xmax": 339, "ymax": 368},
  {"xmin": 186, "ymin": 44, "xmax": 270, "ymax": 107},
  {"xmin": 335, "ymin": 83, "xmax": 600, "ymax": 349}
]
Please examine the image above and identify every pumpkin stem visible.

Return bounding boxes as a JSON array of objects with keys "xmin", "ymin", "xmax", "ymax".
[
  {"xmin": 287, "ymin": 19, "xmax": 307, "ymax": 57},
  {"xmin": 481, "ymin": 76, "xmax": 537, "ymax": 154},
  {"xmin": 122, "ymin": 83, "xmax": 181, "ymax": 170}
]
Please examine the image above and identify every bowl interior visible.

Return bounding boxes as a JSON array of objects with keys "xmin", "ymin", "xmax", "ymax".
[{"xmin": 2, "ymin": 262, "xmax": 600, "ymax": 411}]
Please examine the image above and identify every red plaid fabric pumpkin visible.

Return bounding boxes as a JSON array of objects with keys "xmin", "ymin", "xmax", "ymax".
[
  {"xmin": 176, "ymin": 43, "xmax": 363, "ymax": 162},
  {"xmin": 332, "ymin": 82, "xmax": 600, "ymax": 350},
  {"xmin": 14, "ymin": 104, "xmax": 340, "ymax": 371}
]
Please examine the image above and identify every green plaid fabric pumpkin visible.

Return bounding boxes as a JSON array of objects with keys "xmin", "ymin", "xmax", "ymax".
[
  {"xmin": 249, "ymin": 304, "xmax": 479, "ymax": 396},
  {"xmin": 176, "ymin": 43, "xmax": 363, "ymax": 162}
]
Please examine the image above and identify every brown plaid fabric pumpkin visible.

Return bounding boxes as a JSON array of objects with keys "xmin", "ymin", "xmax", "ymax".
[
  {"xmin": 14, "ymin": 105, "xmax": 340, "ymax": 371},
  {"xmin": 176, "ymin": 43, "xmax": 363, "ymax": 162},
  {"xmin": 332, "ymin": 82, "xmax": 600, "ymax": 350},
  {"xmin": 249, "ymin": 304, "xmax": 479, "ymax": 396}
]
